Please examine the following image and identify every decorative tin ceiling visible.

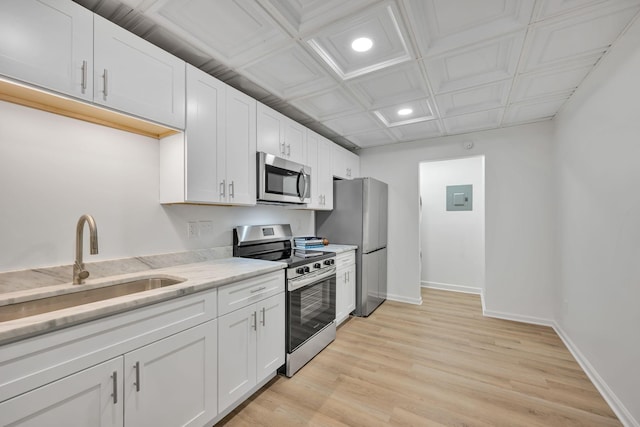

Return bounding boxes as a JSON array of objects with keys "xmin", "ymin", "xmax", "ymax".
[{"xmin": 74, "ymin": 0, "xmax": 640, "ymax": 149}]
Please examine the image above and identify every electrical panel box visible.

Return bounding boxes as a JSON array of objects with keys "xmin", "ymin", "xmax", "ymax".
[{"xmin": 446, "ymin": 184, "xmax": 473, "ymax": 211}]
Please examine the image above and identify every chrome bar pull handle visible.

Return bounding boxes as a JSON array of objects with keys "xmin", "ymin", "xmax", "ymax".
[
  {"xmin": 261, "ymin": 307, "xmax": 266, "ymax": 326},
  {"xmin": 134, "ymin": 361, "xmax": 140, "ymax": 392},
  {"xmin": 111, "ymin": 371, "xmax": 118, "ymax": 404},
  {"xmin": 252, "ymin": 311, "xmax": 257, "ymax": 331},
  {"xmin": 220, "ymin": 179, "xmax": 226, "ymax": 197},
  {"xmin": 250, "ymin": 286, "xmax": 266, "ymax": 294},
  {"xmin": 280, "ymin": 142, "xmax": 286, "ymax": 155},
  {"xmin": 229, "ymin": 181, "xmax": 234, "ymax": 198},
  {"xmin": 103, "ymin": 69, "xmax": 109, "ymax": 100},
  {"xmin": 286, "ymin": 144, "xmax": 291, "ymax": 156},
  {"xmin": 81, "ymin": 60, "xmax": 87, "ymax": 93}
]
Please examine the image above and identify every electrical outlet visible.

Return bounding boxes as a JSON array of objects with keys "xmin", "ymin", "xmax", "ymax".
[
  {"xmin": 199, "ymin": 220, "xmax": 213, "ymax": 237},
  {"xmin": 187, "ymin": 221, "xmax": 199, "ymax": 239}
]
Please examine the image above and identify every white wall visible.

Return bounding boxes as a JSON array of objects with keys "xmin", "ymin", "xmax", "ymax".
[
  {"xmin": 553, "ymin": 14, "xmax": 640, "ymax": 426},
  {"xmin": 0, "ymin": 101, "xmax": 314, "ymax": 273},
  {"xmin": 359, "ymin": 122, "xmax": 556, "ymax": 321},
  {"xmin": 420, "ymin": 156, "xmax": 485, "ymax": 293}
]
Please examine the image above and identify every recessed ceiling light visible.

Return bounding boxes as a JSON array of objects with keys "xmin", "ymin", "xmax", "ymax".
[
  {"xmin": 398, "ymin": 108, "xmax": 413, "ymax": 116},
  {"xmin": 351, "ymin": 37, "xmax": 373, "ymax": 52}
]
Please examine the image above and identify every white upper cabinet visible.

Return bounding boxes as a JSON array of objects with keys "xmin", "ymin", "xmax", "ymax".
[
  {"xmin": 225, "ymin": 85, "xmax": 257, "ymax": 205},
  {"xmin": 257, "ymin": 103, "xmax": 306, "ymax": 164},
  {"xmin": 93, "ymin": 16, "xmax": 185, "ymax": 129},
  {"xmin": 160, "ymin": 65, "xmax": 255, "ymax": 206},
  {"xmin": 0, "ymin": 0, "xmax": 93, "ymax": 101},
  {"xmin": 305, "ymin": 130, "xmax": 333, "ymax": 210},
  {"xmin": 332, "ymin": 144, "xmax": 360, "ymax": 180}
]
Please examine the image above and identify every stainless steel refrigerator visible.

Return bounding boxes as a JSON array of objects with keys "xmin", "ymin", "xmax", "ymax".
[{"xmin": 316, "ymin": 177, "xmax": 388, "ymax": 316}]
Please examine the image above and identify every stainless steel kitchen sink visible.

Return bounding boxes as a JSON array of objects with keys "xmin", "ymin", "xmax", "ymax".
[{"xmin": 0, "ymin": 277, "xmax": 184, "ymax": 323}]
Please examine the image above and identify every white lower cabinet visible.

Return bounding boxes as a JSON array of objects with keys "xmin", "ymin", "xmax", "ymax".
[
  {"xmin": 335, "ymin": 250, "xmax": 356, "ymax": 325},
  {"xmin": 124, "ymin": 320, "xmax": 217, "ymax": 427},
  {"xmin": 0, "ymin": 357, "xmax": 124, "ymax": 427},
  {"xmin": 218, "ymin": 287, "xmax": 285, "ymax": 413}
]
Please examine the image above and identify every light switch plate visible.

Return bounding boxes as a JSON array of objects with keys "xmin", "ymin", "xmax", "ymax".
[{"xmin": 447, "ymin": 185, "xmax": 473, "ymax": 211}]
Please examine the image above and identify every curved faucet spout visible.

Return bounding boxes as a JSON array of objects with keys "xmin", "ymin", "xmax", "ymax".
[{"xmin": 73, "ymin": 214, "xmax": 99, "ymax": 284}]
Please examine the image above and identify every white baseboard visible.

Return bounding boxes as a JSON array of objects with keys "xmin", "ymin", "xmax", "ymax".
[
  {"xmin": 386, "ymin": 292, "xmax": 422, "ymax": 305},
  {"xmin": 552, "ymin": 322, "xmax": 638, "ymax": 427},
  {"xmin": 481, "ymin": 307, "xmax": 554, "ymax": 327},
  {"xmin": 421, "ymin": 281, "xmax": 482, "ymax": 295}
]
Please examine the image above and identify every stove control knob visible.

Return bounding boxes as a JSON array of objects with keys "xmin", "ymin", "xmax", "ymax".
[
  {"xmin": 313, "ymin": 263, "xmax": 321, "ymax": 269},
  {"xmin": 329, "ymin": 259, "xmax": 335, "ymax": 265},
  {"xmin": 323, "ymin": 260, "xmax": 331, "ymax": 266},
  {"xmin": 296, "ymin": 267, "xmax": 305, "ymax": 274},
  {"xmin": 304, "ymin": 266, "xmax": 311, "ymax": 273}
]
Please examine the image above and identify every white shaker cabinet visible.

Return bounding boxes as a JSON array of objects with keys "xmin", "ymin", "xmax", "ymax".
[
  {"xmin": 0, "ymin": 0, "xmax": 93, "ymax": 101},
  {"xmin": 305, "ymin": 130, "xmax": 333, "ymax": 210},
  {"xmin": 217, "ymin": 272, "xmax": 285, "ymax": 413},
  {"xmin": 335, "ymin": 250, "xmax": 356, "ymax": 325},
  {"xmin": 160, "ymin": 66, "xmax": 256, "ymax": 205},
  {"xmin": 0, "ymin": 358, "xmax": 124, "ymax": 427},
  {"xmin": 93, "ymin": 15, "xmax": 185, "ymax": 129},
  {"xmin": 332, "ymin": 144, "xmax": 360, "ymax": 180},
  {"xmin": 124, "ymin": 320, "xmax": 218, "ymax": 427},
  {"xmin": 257, "ymin": 103, "xmax": 306, "ymax": 164}
]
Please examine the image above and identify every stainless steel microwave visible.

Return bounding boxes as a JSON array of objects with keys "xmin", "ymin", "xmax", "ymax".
[{"xmin": 257, "ymin": 152, "xmax": 311, "ymax": 204}]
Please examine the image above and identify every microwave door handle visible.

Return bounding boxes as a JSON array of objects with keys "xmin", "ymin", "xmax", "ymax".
[{"xmin": 297, "ymin": 169, "xmax": 307, "ymax": 202}]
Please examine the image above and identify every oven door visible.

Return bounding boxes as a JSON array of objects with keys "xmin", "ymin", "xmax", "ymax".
[
  {"xmin": 287, "ymin": 268, "xmax": 336, "ymax": 352},
  {"xmin": 258, "ymin": 152, "xmax": 311, "ymax": 204}
]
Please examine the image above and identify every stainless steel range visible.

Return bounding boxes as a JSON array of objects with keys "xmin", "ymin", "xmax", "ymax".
[{"xmin": 233, "ymin": 224, "xmax": 336, "ymax": 377}]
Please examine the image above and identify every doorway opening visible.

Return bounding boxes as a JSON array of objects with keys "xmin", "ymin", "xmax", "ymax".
[{"xmin": 419, "ymin": 156, "xmax": 485, "ymax": 295}]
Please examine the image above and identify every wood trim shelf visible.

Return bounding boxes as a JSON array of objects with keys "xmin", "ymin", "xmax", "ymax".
[{"xmin": 0, "ymin": 78, "xmax": 179, "ymax": 139}]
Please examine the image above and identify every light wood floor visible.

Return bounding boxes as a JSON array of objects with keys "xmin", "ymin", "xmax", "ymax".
[{"xmin": 218, "ymin": 288, "xmax": 620, "ymax": 426}]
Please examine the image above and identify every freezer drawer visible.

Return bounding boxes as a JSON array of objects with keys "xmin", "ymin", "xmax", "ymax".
[{"xmin": 357, "ymin": 247, "xmax": 387, "ymax": 316}]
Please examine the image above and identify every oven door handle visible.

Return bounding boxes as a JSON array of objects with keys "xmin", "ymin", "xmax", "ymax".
[{"xmin": 288, "ymin": 267, "xmax": 335, "ymax": 292}]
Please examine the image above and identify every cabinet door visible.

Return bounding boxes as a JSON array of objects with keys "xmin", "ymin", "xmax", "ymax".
[
  {"xmin": 226, "ymin": 86, "xmax": 257, "ymax": 205},
  {"xmin": 218, "ymin": 304, "xmax": 257, "ymax": 412},
  {"xmin": 185, "ymin": 65, "xmax": 226, "ymax": 203},
  {"xmin": 332, "ymin": 144, "xmax": 347, "ymax": 179},
  {"xmin": 0, "ymin": 0, "xmax": 93, "ymax": 101},
  {"xmin": 305, "ymin": 131, "xmax": 321, "ymax": 209},
  {"xmin": 256, "ymin": 292, "xmax": 285, "ymax": 382},
  {"xmin": 335, "ymin": 266, "xmax": 347, "ymax": 325},
  {"xmin": 93, "ymin": 15, "xmax": 186, "ymax": 129},
  {"xmin": 346, "ymin": 264, "xmax": 357, "ymax": 315},
  {"xmin": 0, "ymin": 358, "xmax": 123, "ymax": 427},
  {"xmin": 124, "ymin": 320, "xmax": 217, "ymax": 427},
  {"xmin": 317, "ymin": 137, "xmax": 334, "ymax": 210},
  {"xmin": 283, "ymin": 118, "xmax": 306, "ymax": 164},
  {"xmin": 345, "ymin": 150, "xmax": 360, "ymax": 178},
  {"xmin": 257, "ymin": 103, "xmax": 284, "ymax": 157}
]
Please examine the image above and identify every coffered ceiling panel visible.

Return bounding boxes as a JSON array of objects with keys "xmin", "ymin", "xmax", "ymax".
[
  {"xmin": 389, "ymin": 120, "xmax": 443, "ymax": 141},
  {"xmin": 346, "ymin": 128, "xmax": 398, "ymax": 147},
  {"xmin": 144, "ymin": 0, "xmax": 290, "ymax": 66},
  {"xmin": 521, "ymin": 0, "xmax": 640, "ymax": 72},
  {"xmin": 322, "ymin": 112, "xmax": 382, "ymax": 135},
  {"xmin": 306, "ymin": 2, "xmax": 412, "ymax": 80},
  {"xmin": 406, "ymin": 0, "xmax": 535, "ymax": 57},
  {"xmin": 346, "ymin": 61, "xmax": 429, "ymax": 109},
  {"xmin": 510, "ymin": 57, "xmax": 596, "ymax": 102},
  {"xmin": 74, "ymin": 0, "xmax": 640, "ymax": 150},
  {"xmin": 443, "ymin": 109, "xmax": 504, "ymax": 134},
  {"xmin": 374, "ymin": 99, "xmax": 435, "ymax": 127},
  {"xmin": 423, "ymin": 32, "xmax": 526, "ymax": 94},
  {"xmin": 436, "ymin": 80, "xmax": 511, "ymax": 117},
  {"xmin": 290, "ymin": 87, "xmax": 363, "ymax": 121},
  {"xmin": 503, "ymin": 95, "xmax": 568, "ymax": 125},
  {"xmin": 239, "ymin": 44, "xmax": 335, "ymax": 99},
  {"xmin": 261, "ymin": 0, "xmax": 377, "ymax": 36}
]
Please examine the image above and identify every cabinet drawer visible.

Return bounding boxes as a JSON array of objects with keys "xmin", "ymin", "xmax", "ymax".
[
  {"xmin": 218, "ymin": 271, "xmax": 284, "ymax": 316},
  {"xmin": 336, "ymin": 251, "xmax": 355, "ymax": 268}
]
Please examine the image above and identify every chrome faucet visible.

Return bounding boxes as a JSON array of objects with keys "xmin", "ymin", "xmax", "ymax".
[{"xmin": 73, "ymin": 214, "xmax": 99, "ymax": 284}]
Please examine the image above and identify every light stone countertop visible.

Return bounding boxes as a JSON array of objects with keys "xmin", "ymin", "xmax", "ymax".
[
  {"xmin": 0, "ymin": 257, "xmax": 285, "ymax": 346},
  {"xmin": 317, "ymin": 244, "xmax": 358, "ymax": 253}
]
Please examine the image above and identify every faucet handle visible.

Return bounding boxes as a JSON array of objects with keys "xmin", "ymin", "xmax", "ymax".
[{"xmin": 78, "ymin": 270, "xmax": 90, "ymax": 280}]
